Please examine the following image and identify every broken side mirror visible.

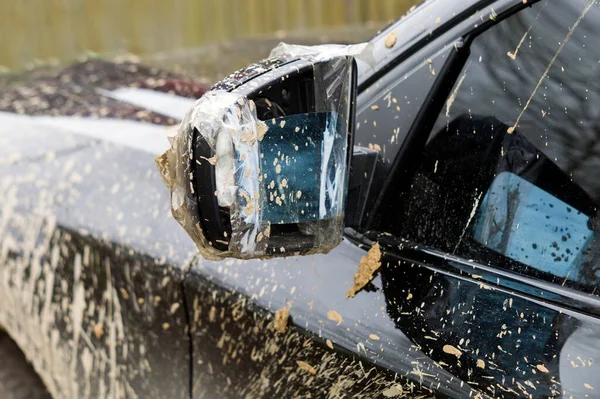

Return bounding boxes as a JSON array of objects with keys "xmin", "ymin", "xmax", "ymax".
[{"xmin": 157, "ymin": 44, "xmax": 365, "ymax": 259}]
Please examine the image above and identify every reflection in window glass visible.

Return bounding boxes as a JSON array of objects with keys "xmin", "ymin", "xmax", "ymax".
[
  {"xmin": 473, "ymin": 172, "xmax": 600, "ymax": 283},
  {"xmin": 437, "ymin": 0, "xmax": 600, "ymax": 200},
  {"xmin": 376, "ymin": 3, "xmax": 600, "ymax": 397},
  {"xmin": 384, "ymin": 0, "xmax": 600, "ymax": 293},
  {"xmin": 438, "ymin": 0, "xmax": 600, "ymax": 289}
]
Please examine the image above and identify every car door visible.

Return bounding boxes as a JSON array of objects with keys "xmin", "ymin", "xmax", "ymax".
[
  {"xmin": 180, "ymin": 2, "xmax": 535, "ymax": 399},
  {"xmin": 0, "ymin": 91, "xmax": 195, "ymax": 398},
  {"xmin": 369, "ymin": 0, "xmax": 600, "ymax": 397}
]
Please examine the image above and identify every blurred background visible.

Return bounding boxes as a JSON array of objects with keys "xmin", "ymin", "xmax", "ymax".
[{"xmin": 1, "ymin": 0, "xmax": 420, "ymax": 82}]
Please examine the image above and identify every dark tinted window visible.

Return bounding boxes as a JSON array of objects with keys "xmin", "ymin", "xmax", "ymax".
[
  {"xmin": 356, "ymin": 46, "xmax": 452, "ymax": 165},
  {"xmin": 354, "ymin": 46, "xmax": 453, "ymax": 223},
  {"xmin": 380, "ymin": 0, "xmax": 600, "ymax": 293}
]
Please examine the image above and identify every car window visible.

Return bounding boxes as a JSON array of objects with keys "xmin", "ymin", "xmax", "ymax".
[
  {"xmin": 377, "ymin": 0, "xmax": 600, "ymax": 294},
  {"xmin": 356, "ymin": 46, "xmax": 452, "ymax": 165}
]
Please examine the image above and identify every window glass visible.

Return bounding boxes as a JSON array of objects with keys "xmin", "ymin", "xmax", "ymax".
[
  {"xmin": 380, "ymin": 0, "xmax": 600, "ymax": 293},
  {"xmin": 356, "ymin": 47, "xmax": 451, "ymax": 165},
  {"xmin": 354, "ymin": 46, "xmax": 453, "ymax": 223}
]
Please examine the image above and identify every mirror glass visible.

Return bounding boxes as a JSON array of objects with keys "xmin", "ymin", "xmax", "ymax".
[{"xmin": 257, "ymin": 112, "xmax": 347, "ymax": 225}]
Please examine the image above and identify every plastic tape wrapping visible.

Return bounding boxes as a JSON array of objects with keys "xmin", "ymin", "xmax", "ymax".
[
  {"xmin": 269, "ymin": 42, "xmax": 376, "ymax": 69},
  {"xmin": 156, "ymin": 42, "xmax": 373, "ymax": 259},
  {"xmin": 156, "ymin": 91, "xmax": 265, "ymax": 260}
]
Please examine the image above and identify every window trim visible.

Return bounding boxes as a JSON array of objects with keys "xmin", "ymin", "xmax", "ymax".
[{"xmin": 372, "ymin": 232, "xmax": 600, "ymax": 319}]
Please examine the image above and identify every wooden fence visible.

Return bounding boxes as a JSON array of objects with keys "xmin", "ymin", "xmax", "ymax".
[{"xmin": 1, "ymin": 0, "xmax": 418, "ymax": 70}]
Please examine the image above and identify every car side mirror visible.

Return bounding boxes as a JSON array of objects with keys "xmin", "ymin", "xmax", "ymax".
[{"xmin": 157, "ymin": 44, "xmax": 364, "ymax": 259}]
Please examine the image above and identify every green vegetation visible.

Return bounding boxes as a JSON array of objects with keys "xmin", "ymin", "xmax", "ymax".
[{"xmin": 1, "ymin": 0, "xmax": 419, "ymax": 73}]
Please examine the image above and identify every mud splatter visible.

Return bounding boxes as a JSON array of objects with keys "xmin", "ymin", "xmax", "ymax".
[
  {"xmin": 385, "ymin": 31, "xmax": 398, "ymax": 49},
  {"xmin": 536, "ymin": 364, "xmax": 549, "ymax": 373},
  {"xmin": 296, "ymin": 360, "xmax": 317, "ymax": 375},
  {"xmin": 274, "ymin": 305, "xmax": 290, "ymax": 333},
  {"xmin": 508, "ymin": 0, "xmax": 596, "ymax": 133},
  {"xmin": 188, "ymin": 277, "xmax": 437, "ymax": 399},
  {"xmin": 346, "ymin": 243, "xmax": 382, "ymax": 299},
  {"xmin": 327, "ymin": 310, "xmax": 343, "ymax": 325},
  {"xmin": 442, "ymin": 345, "xmax": 462, "ymax": 359},
  {"xmin": 382, "ymin": 384, "xmax": 404, "ymax": 397}
]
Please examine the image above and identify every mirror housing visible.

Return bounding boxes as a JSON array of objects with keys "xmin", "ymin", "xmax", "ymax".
[{"xmin": 158, "ymin": 45, "xmax": 363, "ymax": 259}]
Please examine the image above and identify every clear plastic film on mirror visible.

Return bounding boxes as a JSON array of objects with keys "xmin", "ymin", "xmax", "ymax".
[{"xmin": 157, "ymin": 42, "xmax": 370, "ymax": 259}]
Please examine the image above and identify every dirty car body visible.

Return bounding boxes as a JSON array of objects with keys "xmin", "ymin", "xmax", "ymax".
[{"xmin": 2, "ymin": 0, "xmax": 600, "ymax": 398}]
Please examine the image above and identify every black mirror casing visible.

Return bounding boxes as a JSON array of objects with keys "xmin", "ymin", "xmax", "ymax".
[{"xmin": 159, "ymin": 50, "xmax": 359, "ymax": 259}]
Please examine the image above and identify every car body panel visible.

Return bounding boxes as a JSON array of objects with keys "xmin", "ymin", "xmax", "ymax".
[
  {"xmin": 0, "ymin": 112, "xmax": 194, "ymax": 398},
  {"xmin": 184, "ymin": 240, "xmax": 474, "ymax": 398}
]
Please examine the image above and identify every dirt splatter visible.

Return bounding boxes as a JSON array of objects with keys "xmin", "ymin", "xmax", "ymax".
[
  {"xmin": 0, "ymin": 195, "xmax": 190, "ymax": 398},
  {"xmin": 507, "ymin": 29, "xmax": 530, "ymax": 60},
  {"xmin": 536, "ymin": 364, "xmax": 549, "ymax": 373},
  {"xmin": 93, "ymin": 322, "xmax": 104, "ymax": 339},
  {"xmin": 119, "ymin": 288, "xmax": 129, "ymax": 300},
  {"xmin": 346, "ymin": 243, "xmax": 382, "ymax": 299},
  {"xmin": 296, "ymin": 360, "xmax": 317, "ymax": 375},
  {"xmin": 382, "ymin": 384, "xmax": 404, "ymax": 397},
  {"xmin": 507, "ymin": 0, "xmax": 596, "ymax": 134},
  {"xmin": 442, "ymin": 345, "xmax": 462, "ymax": 359},
  {"xmin": 274, "ymin": 306, "xmax": 289, "ymax": 333},
  {"xmin": 327, "ymin": 310, "xmax": 343, "ymax": 325},
  {"xmin": 257, "ymin": 121, "xmax": 268, "ymax": 142},
  {"xmin": 385, "ymin": 31, "xmax": 398, "ymax": 49},
  {"xmin": 199, "ymin": 155, "xmax": 217, "ymax": 166},
  {"xmin": 188, "ymin": 277, "xmax": 438, "ymax": 399},
  {"xmin": 244, "ymin": 201, "xmax": 255, "ymax": 216}
]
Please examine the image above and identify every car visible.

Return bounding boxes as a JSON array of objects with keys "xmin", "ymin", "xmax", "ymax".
[{"xmin": 1, "ymin": 0, "xmax": 599, "ymax": 397}]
